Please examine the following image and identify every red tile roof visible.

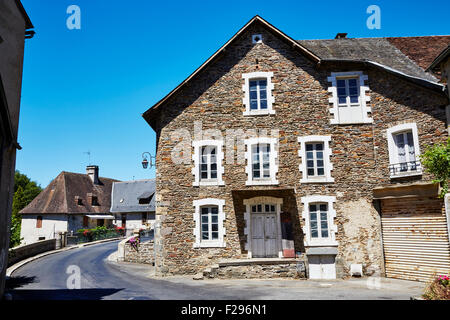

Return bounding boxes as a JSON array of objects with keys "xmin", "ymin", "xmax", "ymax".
[{"xmin": 387, "ymin": 36, "xmax": 450, "ymax": 71}]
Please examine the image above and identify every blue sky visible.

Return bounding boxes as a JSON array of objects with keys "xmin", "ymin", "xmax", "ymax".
[{"xmin": 18, "ymin": 0, "xmax": 450, "ymax": 187}]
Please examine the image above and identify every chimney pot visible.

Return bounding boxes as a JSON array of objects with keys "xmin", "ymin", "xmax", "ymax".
[{"xmin": 86, "ymin": 165, "xmax": 99, "ymax": 184}]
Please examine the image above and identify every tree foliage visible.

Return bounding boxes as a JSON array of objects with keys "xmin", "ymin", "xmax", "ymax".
[
  {"xmin": 420, "ymin": 138, "xmax": 450, "ymax": 198},
  {"xmin": 10, "ymin": 171, "xmax": 42, "ymax": 248}
]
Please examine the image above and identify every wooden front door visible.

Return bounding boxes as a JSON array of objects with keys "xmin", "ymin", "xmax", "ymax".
[{"xmin": 251, "ymin": 204, "xmax": 278, "ymax": 258}]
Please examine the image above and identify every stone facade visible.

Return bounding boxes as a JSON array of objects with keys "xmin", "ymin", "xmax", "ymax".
[
  {"xmin": 124, "ymin": 241, "xmax": 154, "ymax": 265},
  {"xmin": 145, "ymin": 19, "xmax": 449, "ymax": 278}
]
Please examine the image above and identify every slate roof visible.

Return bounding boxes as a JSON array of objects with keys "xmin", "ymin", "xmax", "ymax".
[
  {"xmin": 298, "ymin": 38, "xmax": 440, "ymax": 82},
  {"xmin": 20, "ymin": 171, "xmax": 119, "ymax": 215},
  {"xmin": 110, "ymin": 179, "xmax": 156, "ymax": 213},
  {"xmin": 386, "ymin": 36, "xmax": 450, "ymax": 72}
]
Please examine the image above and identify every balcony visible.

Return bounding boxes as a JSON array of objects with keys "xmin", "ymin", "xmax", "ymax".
[{"xmin": 389, "ymin": 160, "xmax": 422, "ymax": 179}]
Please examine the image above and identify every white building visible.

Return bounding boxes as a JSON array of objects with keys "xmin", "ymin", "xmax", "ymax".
[{"xmin": 20, "ymin": 166, "xmax": 118, "ymax": 244}]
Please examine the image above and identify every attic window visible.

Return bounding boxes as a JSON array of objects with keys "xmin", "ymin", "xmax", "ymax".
[
  {"xmin": 91, "ymin": 196, "xmax": 99, "ymax": 206},
  {"xmin": 138, "ymin": 192, "xmax": 153, "ymax": 205},
  {"xmin": 75, "ymin": 196, "xmax": 83, "ymax": 206},
  {"xmin": 252, "ymin": 34, "xmax": 262, "ymax": 44}
]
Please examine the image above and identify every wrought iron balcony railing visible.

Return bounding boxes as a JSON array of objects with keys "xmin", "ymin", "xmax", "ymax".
[{"xmin": 389, "ymin": 160, "xmax": 422, "ymax": 177}]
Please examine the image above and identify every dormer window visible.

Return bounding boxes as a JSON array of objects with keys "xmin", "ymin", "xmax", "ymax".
[
  {"xmin": 327, "ymin": 71, "xmax": 372, "ymax": 124},
  {"xmin": 242, "ymin": 72, "xmax": 275, "ymax": 116}
]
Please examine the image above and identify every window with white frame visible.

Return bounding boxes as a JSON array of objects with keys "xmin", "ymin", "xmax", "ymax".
[
  {"xmin": 386, "ymin": 123, "xmax": 422, "ymax": 178},
  {"xmin": 301, "ymin": 195, "xmax": 338, "ymax": 247},
  {"xmin": 192, "ymin": 140, "xmax": 225, "ymax": 186},
  {"xmin": 193, "ymin": 198, "xmax": 226, "ymax": 248},
  {"xmin": 298, "ymin": 136, "xmax": 334, "ymax": 183},
  {"xmin": 242, "ymin": 72, "xmax": 275, "ymax": 115},
  {"xmin": 327, "ymin": 71, "xmax": 372, "ymax": 124},
  {"xmin": 245, "ymin": 137, "xmax": 278, "ymax": 185}
]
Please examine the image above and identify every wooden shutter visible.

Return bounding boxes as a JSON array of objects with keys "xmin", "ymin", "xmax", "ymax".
[
  {"xmin": 36, "ymin": 216, "xmax": 43, "ymax": 228},
  {"xmin": 381, "ymin": 197, "xmax": 450, "ymax": 282}
]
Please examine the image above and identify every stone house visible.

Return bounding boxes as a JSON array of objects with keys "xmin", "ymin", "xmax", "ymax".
[
  {"xmin": 19, "ymin": 166, "xmax": 118, "ymax": 244},
  {"xmin": 143, "ymin": 16, "xmax": 450, "ymax": 281},
  {"xmin": 0, "ymin": 0, "xmax": 34, "ymax": 297},
  {"xmin": 110, "ymin": 179, "xmax": 156, "ymax": 236}
]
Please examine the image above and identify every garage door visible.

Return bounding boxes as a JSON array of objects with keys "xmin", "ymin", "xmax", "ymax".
[{"xmin": 381, "ymin": 197, "xmax": 450, "ymax": 282}]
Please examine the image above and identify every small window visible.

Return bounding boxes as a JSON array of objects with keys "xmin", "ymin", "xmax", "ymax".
[
  {"xmin": 309, "ymin": 203, "xmax": 329, "ymax": 239},
  {"xmin": 242, "ymin": 72, "xmax": 275, "ymax": 115},
  {"xmin": 337, "ymin": 78, "xmax": 359, "ymax": 106},
  {"xmin": 252, "ymin": 34, "xmax": 262, "ymax": 44},
  {"xmin": 249, "ymin": 79, "xmax": 268, "ymax": 111},
  {"xmin": 200, "ymin": 206, "xmax": 219, "ymax": 241},
  {"xmin": 36, "ymin": 216, "xmax": 43, "ymax": 228},
  {"xmin": 394, "ymin": 131, "xmax": 417, "ymax": 172},
  {"xmin": 245, "ymin": 137, "xmax": 279, "ymax": 186},
  {"xmin": 142, "ymin": 213, "xmax": 147, "ymax": 224},
  {"xmin": 252, "ymin": 144, "xmax": 271, "ymax": 179},
  {"xmin": 301, "ymin": 195, "xmax": 338, "ymax": 247},
  {"xmin": 386, "ymin": 123, "xmax": 422, "ymax": 178},
  {"xmin": 200, "ymin": 146, "xmax": 218, "ymax": 181},
  {"xmin": 91, "ymin": 196, "xmax": 99, "ymax": 206},
  {"xmin": 306, "ymin": 143, "xmax": 325, "ymax": 177},
  {"xmin": 298, "ymin": 136, "xmax": 334, "ymax": 183},
  {"xmin": 192, "ymin": 140, "xmax": 225, "ymax": 186},
  {"xmin": 193, "ymin": 198, "xmax": 226, "ymax": 248}
]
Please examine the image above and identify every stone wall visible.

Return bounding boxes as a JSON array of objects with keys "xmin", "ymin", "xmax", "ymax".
[
  {"xmin": 215, "ymin": 262, "xmax": 306, "ymax": 279},
  {"xmin": 7, "ymin": 239, "xmax": 56, "ymax": 267},
  {"xmin": 124, "ymin": 241, "xmax": 154, "ymax": 265},
  {"xmin": 150, "ymin": 22, "xmax": 448, "ymax": 277}
]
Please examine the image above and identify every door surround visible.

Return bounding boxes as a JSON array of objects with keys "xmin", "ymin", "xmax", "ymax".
[{"xmin": 244, "ymin": 196, "xmax": 283, "ymax": 258}]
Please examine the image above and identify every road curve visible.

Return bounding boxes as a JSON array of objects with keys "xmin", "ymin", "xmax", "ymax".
[{"xmin": 7, "ymin": 240, "xmax": 253, "ymax": 300}]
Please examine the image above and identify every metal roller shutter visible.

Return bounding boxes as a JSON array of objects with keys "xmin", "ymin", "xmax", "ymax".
[{"xmin": 381, "ymin": 197, "xmax": 450, "ymax": 282}]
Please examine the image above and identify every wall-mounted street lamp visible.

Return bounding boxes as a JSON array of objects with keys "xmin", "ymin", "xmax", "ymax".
[{"xmin": 141, "ymin": 152, "xmax": 156, "ymax": 169}]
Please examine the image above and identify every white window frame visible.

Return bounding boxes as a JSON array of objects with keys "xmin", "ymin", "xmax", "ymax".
[
  {"xmin": 245, "ymin": 137, "xmax": 279, "ymax": 185},
  {"xmin": 298, "ymin": 136, "xmax": 334, "ymax": 183},
  {"xmin": 386, "ymin": 122, "xmax": 422, "ymax": 178},
  {"xmin": 327, "ymin": 71, "xmax": 372, "ymax": 124},
  {"xmin": 242, "ymin": 72, "xmax": 275, "ymax": 116},
  {"xmin": 193, "ymin": 198, "xmax": 226, "ymax": 248},
  {"xmin": 192, "ymin": 140, "xmax": 225, "ymax": 186},
  {"xmin": 301, "ymin": 195, "xmax": 338, "ymax": 247}
]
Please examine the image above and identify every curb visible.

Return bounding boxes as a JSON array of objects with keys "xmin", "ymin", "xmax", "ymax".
[{"xmin": 6, "ymin": 237, "xmax": 123, "ymax": 277}]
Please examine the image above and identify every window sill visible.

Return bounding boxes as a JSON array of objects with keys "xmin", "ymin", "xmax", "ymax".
[
  {"xmin": 305, "ymin": 241, "xmax": 339, "ymax": 247},
  {"xmin": 193, "ymin": 241, "xmax": 226, "ymax": 248},
  {"xmin": 243, "ymin": 109, "xmax": 275, "ymax": 116},
  {"xmin": 300, "ymin": 177, "xmax": 335, "ymax": 184},
  {"xmin": 193, "ymin": 180, "xmax": 225, "ymax": 187},
  {"xmin": 246, "ymin": 179, "xmax": 279, "ymax": 186},
  {"xmin": 330, "ymin": 119, "xmax": 374, "ymax": 125}
]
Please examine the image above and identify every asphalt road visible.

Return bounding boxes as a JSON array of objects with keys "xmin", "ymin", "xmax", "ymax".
[{"xmin": 7, "ymin": 241, "xmax": 425, "ymax": 300}]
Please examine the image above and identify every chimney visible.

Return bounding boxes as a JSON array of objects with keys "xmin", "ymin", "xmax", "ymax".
[
  {"xmin": 86, "ymin": 165, "xmax": 99, "ymax": 184},
  {"xmin": 335, "ymin": 33, "xmax": 348, "ymax": 39}
]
